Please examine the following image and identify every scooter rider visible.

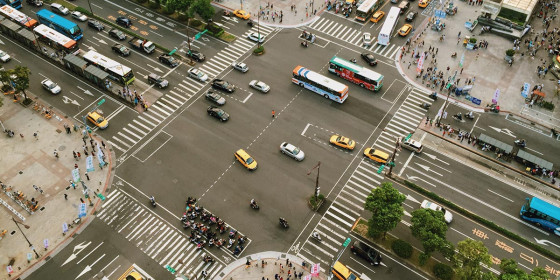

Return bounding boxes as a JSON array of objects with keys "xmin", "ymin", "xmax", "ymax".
[
  {"xmin": 455, "ymin": 113, "xmax": 463, "ymax": 121},
  {"xmin": 250, "ymin": 199, "xmax": 257, "ymax": 207},
  {"xmin": 466, "ymin": 111, "xmax": 474, "ymax": 119},
  {"xmin": 312, "ymin": 231, "xmax": 321, "ymax": 241}
]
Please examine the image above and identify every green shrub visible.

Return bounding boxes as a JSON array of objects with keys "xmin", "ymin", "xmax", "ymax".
[
  {"xmin": 433, "ymin": 263, "xmax": 454, "ymax": 280},
  {"xmin": 75, "ymin": 7, "xmax": 90, "ymax": 15},
  {"xmin": 177, "ymin": 13, "xmax": 189, "ymax": 22},
  {"xmin": 498, "ymin": 7, "xmax": 526, "ymax": 24},
  {"xmin": 542, "ymin": 100, "xmax": 555, "ymax": 110},
  {"xmin": 253, "ymin": 46, "xmax": 264, "ymax": 54},
  {"xmin": 469, "ymin": 37, "xmax": 477, "ymax": 44},
  {"xmin": 505, "ymin": 49, "xmax": 515, "ymax": 56},
  {"xmin": 190, "ymin": 19, "xmax": 203, "ymax": 27},
  {"xmin": 136, "ymin": 0, "xmax": 148, "ymax": 3},
  {"xmin": 391, "ymin": 239, "xmax": 412, "ymax": 259},
  {"xmin": 161, "ymin": 6, "xmax": 174, "ymax": 14},
  {"xmin": 148, "ymin": 1, "xmax": 159, "ymax": 9},
  {"xmin": 206, "ymin": 23, "xmax": 223, "ymax": 35}
]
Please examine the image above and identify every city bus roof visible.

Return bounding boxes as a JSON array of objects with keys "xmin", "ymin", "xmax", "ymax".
[
  {"xmin": 530, "ymin": 197, "xmax": 560, "ymax": 221},
  {"xmin": 293, "ymin": 65, "xmax": 348, "ymax": 93},
  {"xmin": 330, "ymin": 56, "xmax": 384, "ymax": 81},
  {"xmin": 0, "ymin": 5, "xmax": 37, "ymax": 28},
  {"xmin": 83, "ymin": 50, "xmax": 132, "ymax": 76},
  {"xmin": 36, "ymin": 9, "xmax": 76, "ymax": 30},
  {"xmin": 34, "ymin": 24, "xmax": 76, "ymax": 48}
]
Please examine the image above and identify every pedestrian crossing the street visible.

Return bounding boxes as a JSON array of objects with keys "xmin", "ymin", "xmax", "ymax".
[
  {"xmin": 296, "ymin": 87, "xmax": 433, "ymax": 271},
  {"xmin": 307, "ymin": 18, "xmax": 401, "ymax": 59},
  {"xmin": 97, "ymin": 188, "xmax": 245, "ymax": 278},
  {"xmin": 107, "ymin": 24, "xmax": 276, "ymax": 155}
]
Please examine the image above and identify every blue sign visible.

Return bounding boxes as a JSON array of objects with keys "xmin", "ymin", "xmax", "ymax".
[
  {"xmin": 434, "ymin": 10, "xmax": 446, "ymax": 18},
  {"xmin": 471, "ymin": 97, "xmax": 481, "ymax": 105},
  {"xmin": 521, "ymin": 83, "xmax": 530, "ymax": 98},
  {"xmin": 78, "ymin": 203, "xmax": 87, "ymax": 218}
]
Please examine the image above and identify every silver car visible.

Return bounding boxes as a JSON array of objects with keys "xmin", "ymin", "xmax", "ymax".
[
  {"xmin": 71, "ymin": 11, "xmax": 88, "ymax": 22},
  {"xmin": 280, "ymin": 142, "xmax": 305, "ymax": 161},
  {"xmin": 41, "ymin": 78, "xmax": 61, "ymax": 94},
  {"xmin": 188, "ymin": 67, "xmax": 208, "ymax": 82},
  {"xmin": 232, "ymin": 61, "xmax": 249, "ymax": 73},
  {"xmin": 249, "ymin": 80, "xmax": 270, "ymax": 93}
]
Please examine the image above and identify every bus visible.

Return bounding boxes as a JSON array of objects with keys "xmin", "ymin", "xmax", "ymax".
[
  {"xmin": 355, "ymin": 0, "xmax": 383, "ymax": 22},
  {"xmin": 83, "ymin": 51, "xmax": 135, "ymax": 85},
  {"xmin": 34, "ymin": 24, "xmax": 78, "ymax": 53},
  {"xmin": 328, "ymin": 56, "xmax": 384, "ymax": 91},
  {"xmin": 0, "ymin": 0, "xmax": 21, "ymax": 9},
  {"xmin": 292, "ymin": 65, "xmax": 349, "ymax": 103},
  {"xmin": 36, "ymin": 9, "xmax": 82, "ymax": 40},
  {"xmin": 378, "ymin": 7, "xmax": 400, "ymax": 45},
  {"xmin": 0, "ymin": 5, "xmax": 37, "ymax": 29},
  {"xmin": 520, "ymin": 197, "xmax": 560, "ymax": 236}
]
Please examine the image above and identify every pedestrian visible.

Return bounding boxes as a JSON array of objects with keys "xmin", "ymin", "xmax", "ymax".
[
  {"xmin": 529, "ymin": 100, "xmax": 534, "ymax": 107},
  {"xmin": 84, "ymin": 150, "xmax": 89, "ymax": 156},
  {"xmin": 101, "ymin": 141, "xmax": 106, "ymax": 149},
  {"xmin": 38, "ymin": 187, "xmax": 43, "ymax": 194},
  {"xmin": 460, "ymin": 68, "xmax": 464, "ymax": 74},
  {"xmin": 77, "ymin": 152, "xmax": 81, "ymax": 159},
  {"xmin": 90, "ymin": 139, "xmax": 94, "ymax": 147},
  {"xmin": 33, "ymin": 132, "xmax": 38, "ymax": 140},
  {"xmin": 19, "ymin": 133, "xmax": 24, "ymax": 139},
  {"xmin": 83, "ymin": 145, "xmax": 88, "ymax": 152},
  {"xmin": 201, "ymin": 270, "xmax": 208, "ymax": 277},
  {"xmin": 33, "ymin": 184, "xmax": 39, "ymax": 191},
  {"xmin": 82, "ymin": 138, "xmax": 87, "ymax": 145},
  {"xmin": 74, "ymin": 163, "xmax": 79, "ymax": 169},
  {"xmin": 288, "ymin": 270, "xmax": 291, "ymax": 276},
  {"xmin": 425, "ymin": 117, "xmax": 429, "ymax": 125},
  {"xmin": 70, "ymin": 180, "xmax": 76, "ymax": 189},
  {"xmin": 408, "ymin": 62, "xmax": 412, "ymax": 69},
  {"xmin": 298, "ymin": 272, "xmax": 303, "ymax": 278},
  {"xmin": 54, "ymin": 150, "xmax": 59, "ymax": 159},
  {"xmin": 275, "ymin": 274, "xmax": 279, "ymax": 280},
  {"xmin": 85, "ymin": 172, "xmax": 90, "ymax": 181},
  {"xmin": 91, "ymin": 150, "xmax": 95, "ymax": 157},
  {"xmin": 272, "ymin": 109, "xmax": 276, "ymax": 118},
  {"xmin": 64, "ymin": 193, "xmax": 68, "ymax": 200},
  {"xmin": 73, "ymin": 151, "xmax": 77, "ymax": 159}
]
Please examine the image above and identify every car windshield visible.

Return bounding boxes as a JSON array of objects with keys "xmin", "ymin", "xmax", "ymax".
[
  {"xmin": 46, "ymin": 82, "xmax": 56, "ymax": 89},
  {"xmin": 292, "ymin": 147, "xmax": 300, "ymax": 154},
  {"xmin": 0, "ymin": 51, "xmax": 6, "ymax": 57},
  {"xmin": 119, "ymin": 46, "xmax": 126, "ymax": 52},
  {"xmin": 197, "ymin": 72, "xmax": 204, "ymax": 77},
  {"xmin": 167, "ymin": 57, "xmax": 175, "ymax": 62},
  {"xmin": 246, "ymin": 157, "xmax": 254, "ymax": 164},
  {"xmin": 217, "ymin": 110, "xmax": 225, "ymax": 116},
  {"xmin": 96, "ymin": 117, "xmax": 104, "ymax": 123},
  {"xmin": 349, "ymin": 140, "xmax": 355, "ymax": 145},
  {"xmin": 257, "ymin": 82, "xmax": 266, "ymax": 87}
]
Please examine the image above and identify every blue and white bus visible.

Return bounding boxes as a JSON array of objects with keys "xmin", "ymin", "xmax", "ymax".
[
  {"xmin": 36, "ymin": 9, "xmax": 82, "ymax": 40},
  {"xmin": 520, "ymin": 197, "xmax": 560, "ymax": 236},
  {"xmin": 292, "ymin": 65, "xmax": 349, "ymax": 103},
  {"xmin": 0, "ymin": 0, "xmax": 21, "ymax": 10}
]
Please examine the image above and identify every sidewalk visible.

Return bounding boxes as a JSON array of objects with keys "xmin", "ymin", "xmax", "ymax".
[
  {"xmin": 0, "ymin": 94, "xmax": 114, "ymax": 279},
  {"xmin": 213, "ymin": 0, "xmax": 325, "ymax": 28},
  {"xmin": 214, "ymin": 251, "xmax": 327, "ymax": 280},
  {"xmin": 395, "ymin": 0, "xmax": 560, "ymax": 124}
]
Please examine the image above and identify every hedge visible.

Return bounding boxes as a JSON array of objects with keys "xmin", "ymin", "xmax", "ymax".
[
  {"xmin": 433, "ymin": 263, "xmax": 454, "ymax": 280},
  {"xmin": 391, "ymin": 239, "xmax": 413, "ymax": 259}
]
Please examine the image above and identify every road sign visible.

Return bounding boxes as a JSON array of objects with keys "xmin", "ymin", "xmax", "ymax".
[
  {"xmin": 404, "ymin": 133, "xmax": 412, "ymax": 142},
  {"xmin": 97, "ymin": 99, "xmax": 105, "ymax": 106},
  {"xmin": 169, "ymin": 47, "xmax": 177, "ymax": 55},
  {"xmin": 342, "ymin": 237, "xmax": 351, "ymax": 247},
  {"xmin": 62, "ymin": 222, "xmax": 68, "ymax": 233},
  {"xmin": 377, "ymin": 165, "xmax": 385, "ymax": 174},
  {"xmin": 194, "ymin": 29, "xmax": 208, "ymax": 40},
  {"xmin": 78, "ymin": 203, "xmax": 86, "ymax": 218}
]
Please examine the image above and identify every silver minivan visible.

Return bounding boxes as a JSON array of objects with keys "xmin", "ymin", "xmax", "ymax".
[
  {"xmin": 51, "ymin": 3, "xmax": 70, "ymax": 15},
  {"xmin": 401, "ymin": 138, "xmax": 423, "ymax": 153}
]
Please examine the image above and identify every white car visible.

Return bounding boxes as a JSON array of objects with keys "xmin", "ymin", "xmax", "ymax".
[
  {"xmin": 280, "ymin": 142, "xmax": 305, "ymax": 161},
  {"xmin": 247, "ymin": 32, "xmax": 265, "ymax": 43},
  {"xmin": 71, "ymin": 11, "xmax": 88, "ymax": 22},
  {"xmin": 41, "ymin": 78, "xmax": 61, "ymax": 94},
  {"xmin": 420, "ymin": 200, "xmax": 453, "ymax": 223},
  {"xmin": 249, "ymin": 80, "xmax": 270, "ymax": 93},
  {"xmin": 188, "ymin": 67, "xmax": 208, "ymax": 82},
  {"xmin": 232, "ymin": 61, "xmax": 249, "ymax": 73},
  {"xmin": 362, "ymin": 32, "xmax": 373, "ymax": 46},
  {"xmin": 0, "ymin": 50, "xmax": 10, "ymax": 62}
]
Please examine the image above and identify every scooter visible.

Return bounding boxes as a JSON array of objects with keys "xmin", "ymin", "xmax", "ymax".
[
  {"xmin": 429, "ymin": 92, "xmax": 438, "ymax": 100},
  {"xmin": 465, "ymin": 112, "xmax": 474, "ymax": 120},
  {"xmin": 279, "ymin": 218, "xmax": 289, "ymax": 228},
  {"xmin": 300, "ymin": 41, "xmax": 309, "ymax": 48},
  {"xmin": 452, "ymin": 113, "xmax": 464, "ymax": 122},
  {"xmin": 514, "ymin": 139, "xmax": 526, "ymax": 148},
  {"xmin": 552, "ymin": 128, "xmax": 558, "ymax": 137},
  {"xmin": 311, "ymin": 232, "xmax": 322, "ymax": 242},
  {"xmin": 226, "ymin": 238, "xmax": 235, "ymax": 249},
  {"xmin": 451, "ymin": 52, "xmax": 457, "ymax": 58},
  {"xmin": 149, "ymin": 196, "xmax": 156, "ymax": 207},
  {"xmin": 350, "ymin": 58, "xmax": 357, "ymax": 63},
  {"xmin": 420, "ymin": 103, "xmax": 431, "ymax": 109},
  {"xmin": 4, "ymin": 129, "xmax": 14, "ymax": 137}
]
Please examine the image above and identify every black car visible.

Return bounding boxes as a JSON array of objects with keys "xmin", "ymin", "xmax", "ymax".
[
  {"xmin": 87, "ymin": 19, "xmax": 104, "ymax": 31},
  {"xmin": 109, "ymin": 28, "xmax": 126, "ymax": 41},
  {"xmin": 116, "ymin": 16, "xmax": 132, "ymax": 27},
  {"xmin": 158, "ymin": 54, "xmax": 179, "ymax": 68},
  {"xmin": 112, "ymin": 43, "xmax": 130, "ymax": 56},
  {"xmin": 406, "ymin": 11, "xmax": 418, "ymax": 22},
  {"xmin": 211, "ymin": 79, "xmax": 235, "ymax": 93},
  {"xmin": 350, "ymin": 241, "xmax": 382, "ymax": 266},
  {"xmin": 361, "ymin": 53, "xmax": 377, "ymax": 66},
  {"xmin": 207, "ymin": 106, "xmax": 229, "ymax": 122},
  {"xmin": 187, "ymin": 50, "xmax": 205, "ymax": 62}
]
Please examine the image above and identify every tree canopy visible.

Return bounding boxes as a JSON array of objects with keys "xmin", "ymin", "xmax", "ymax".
[
  {"xmin": 453, "ymin": 239, "xmax": 492, "ymax": 280},
  {"xmin": 410, "ymin": 208, "xmax": 454, "ymax": 264},
  {"xmin": 364, "ymin": 182, "xmax": 406, "ymax": 238}
]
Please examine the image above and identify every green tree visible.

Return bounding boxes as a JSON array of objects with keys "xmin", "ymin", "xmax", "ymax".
[
  {"xmin": 482, "ymin": 272, "xmax": 499, "ymax": 280},
  {"xmin": 190, "ymin": 0, "xmax": 214, "ymax": 21},
  {"xmin": 410, "ymin": 208, "xmax": 454, "ymax": 265},
  {"xmin": 11, "ymin": 66, "xmax": 31, "ymax": 101},
  {"xmin": 453, "ymin": 239, "xmax": 492, "ymax": 280},
  {"xmin": 528, "ymin": 267, "xmax": 550, "ymax": 280},
  {"xmin": 499, "ymin": 259, "xmax": 528, "ymax": 280},
  {"xmin": 364, "ymin": 182, "xmax": 405, "ymax": 239}
]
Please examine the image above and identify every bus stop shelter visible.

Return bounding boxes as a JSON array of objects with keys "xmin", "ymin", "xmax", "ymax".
[
  {"xmin": 477, "ymin": 134, "xmax": 514, "ymax": 153},
  {"xmin": 515, "ymin": 149, "xmax": 553, "ymax": 170}
]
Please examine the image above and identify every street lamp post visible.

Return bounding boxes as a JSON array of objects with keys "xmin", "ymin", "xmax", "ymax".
[
  {"xmin": 307, "ymin": 162, "xmax": 321, "ymax": 199},
  {"xmin": 87, "ymin": 0, "xmax": 94, "ymax": 16},
  {"xmin": 12, "ymin": 217, "xmax": 40, "ymax": 259},
  {"xmin": 257, "ymin": 0, "xmax": 261, "ymax": 48}
]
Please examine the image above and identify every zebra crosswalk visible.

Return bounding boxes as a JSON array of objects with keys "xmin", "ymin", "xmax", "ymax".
[
  {"xmin": 296, "ymin": 87, "xmax": 433, "ymax": 272},
  {"xmin": 308, "ymin": 18, "xmax": 401, "ymax": 59},
  {"xmin": 97, "ymin": 188, "xmax": 246, "ymax": 278},
  {"xmin": 107, "ymin": 24, "xmax": 277, "ymax": 155}
]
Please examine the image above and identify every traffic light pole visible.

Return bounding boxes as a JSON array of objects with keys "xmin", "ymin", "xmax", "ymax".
[{"xmin": 387, "ymin": 137, "xmax": 401, "ymax": 177}]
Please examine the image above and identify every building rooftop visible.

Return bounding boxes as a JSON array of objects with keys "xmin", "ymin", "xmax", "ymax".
[{"xmin": 502, "ymin": 0, "xmax": 538, "ymax": 13}]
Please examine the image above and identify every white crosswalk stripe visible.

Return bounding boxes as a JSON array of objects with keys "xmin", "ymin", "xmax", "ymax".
[
  {"xmin": 307, "ymin": 18, "xmax": 403, "ymax": 59},
  {"xmin": 98, "ymin": 189, "xmax": 253, "ymax": 277},
  {"xmin": 108, "ymin": 25, "xmax": 277, "ymax": 156},
  {"xmin": 296, "ymin": 87, "xmax": 434, "ymax": 271}
]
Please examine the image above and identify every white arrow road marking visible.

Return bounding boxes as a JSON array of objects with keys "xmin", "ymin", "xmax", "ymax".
[
  {"xmin": 62, "ymin": 241, "xmax": 91, "ymax": 266},
  {"xmin": 147, "ymin": 64, "xmax": 163, "ymax": 73},
  {"xmin": 406, "ymin": 194, "xmax": 420, "ymax": 204},
  {"xmin": 62, "ymin": 96, "xmax": 80, "ymax": 106},
  {"xmin": 75, "ymin": 254, "xmax": 105, "ymax": 279},
  {"xmin": 534, "ymin": 238, "xmax": 560, "ymax": 249},
  {"xmin": 405, "ymin": 173, "xmax": 438, "ymax": 187},
  {"xmin": 422, "ymin": 152, "xmax": 450, "ymax": 165},
  {"xmin": 488, "ymin": 126, "xmax": 516, "ymax": 137},
  {"xmin": 77, "ymin": 242, "xmax": 103, "ymax": 264},
  {"xmin": 414, "ymin": 163, "xmax": 442, "ymax": 176}
]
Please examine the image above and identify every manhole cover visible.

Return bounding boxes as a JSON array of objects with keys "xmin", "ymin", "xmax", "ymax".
[{"xmin": 58, "ymin": 145, "xmax": 66, "ymax": 151}]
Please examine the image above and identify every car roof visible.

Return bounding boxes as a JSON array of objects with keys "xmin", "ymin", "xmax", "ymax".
[
  {"xmin": 236, "ymin": 149, "xmax": 251, "ymax": 159},
  {"xmin": 88, "ymin": 111, "xmax": 102, "ymax": 118}
]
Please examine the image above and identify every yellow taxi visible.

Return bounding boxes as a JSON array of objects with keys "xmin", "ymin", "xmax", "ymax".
[
  {"xmin": 234, "ymin": 149, "xmax": 257, "ymax": 170},
  {"xmin": 370, "ymin": 10, "xmax": 385, "ymax": 23},
  {"xmin": 329, "ymin": 135, "xmax": 356, "ymax": 150},
  {"xmin": 125, "ymin": 271, "xmax": 143, "ymax": 280},
  {"xmin": 86, "ymin": 111, "xmax": 108, "ymax": 129},
  {"xmin": 418, "ymin": 0, "xmax": 429, "ymax": 8},
  {"xmin": 233, "ymin": 10, "xmax": 251, "ymax": 19},
  {"xmin": 363, "ymin": 148, "xmax": 390, "ymax": 163},
  {"xmin": 398, "ymin": 24, "xmax": 413, "ymax": 36}
]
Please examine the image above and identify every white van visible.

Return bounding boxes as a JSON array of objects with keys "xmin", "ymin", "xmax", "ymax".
[
  {"xmin": 51, "ymin": 3, "xmax": 70, "ymax": 15},
  {"xmin": 401, "ymin": 138, "xmax": 423, "ymax": 153}
]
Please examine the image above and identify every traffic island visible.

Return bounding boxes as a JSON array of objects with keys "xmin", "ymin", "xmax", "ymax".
[
  {"xmin": 253, "ymin": 46, "xmax": 265, "ymax": 56},
  {"xmin": 308, "ymin": 194, "xmax": 325, "ymax": 211}
]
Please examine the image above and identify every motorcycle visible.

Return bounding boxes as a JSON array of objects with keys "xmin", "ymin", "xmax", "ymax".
[
  {"xmin": 451, "ymin": 52, "xmax": 457, "ymax": 58},
  {"xmin": 233, "ymin": 245, "xmax": 242, "ymax": 255},
  {"xmin": 465, "ymin": 112, "xmax": 474, "ymax": 120},
  {"xmin": 300, "ymin": 41, "xmax": 309, "ymax": 48},
  {"xmin": 279, "ymin": 218, "xmax": 289, "ymax": 228},
  {"xmin": 203, "ymin": 256, "xmax": 215, "ymax": 263},
  {"xmin": 247, "ymin": 20, "xmax": 254, "ymax": 27},
  {"xmin": 486, "ymin": 104, "xmax": 500, "ymax": 113},
  {"xmin": 4, "ymin": 129, "xmax": 14, "ymax": 138},
  {"xmin": 420, "ymin": 103, "xmax": 431, "ymax": 109},
  {"xmin": 350, "ymin": 58, "xmax": 357, "ymax": 63},
  {"xmin": 226, "ymin": 238, "xmax": 235, "ymax": 249},
  {"xmin": 229, "ymin": 228, "xmax": 237, "ymax": 239},
  {"xmin": 514, "ymin": 139, "xmax": 526, "ymax": 148},
  {"xmin": 223, "ymin": 10, "xmax": 231, "ymax": 17},
  {"xmin": 429, "ymin": 92, "xmax": 438, "ymax": 100},
  {"xmin": 250, "ymin": 199, "xmax": 260, "ymax": 209},
  {"xmin": 552, "ymin": 128, "xmax": 558, "ymax": 137},
  {"xmin": 452, "ymin": 113, "xmax": 464, "ymax": 121},
  {"xmin": 311, "ymin": 231, "xmax": 322, "ymax": 242},
  {"xmin": 149, "ymin": 196, "xmax": 156, "ymax": 207}
]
